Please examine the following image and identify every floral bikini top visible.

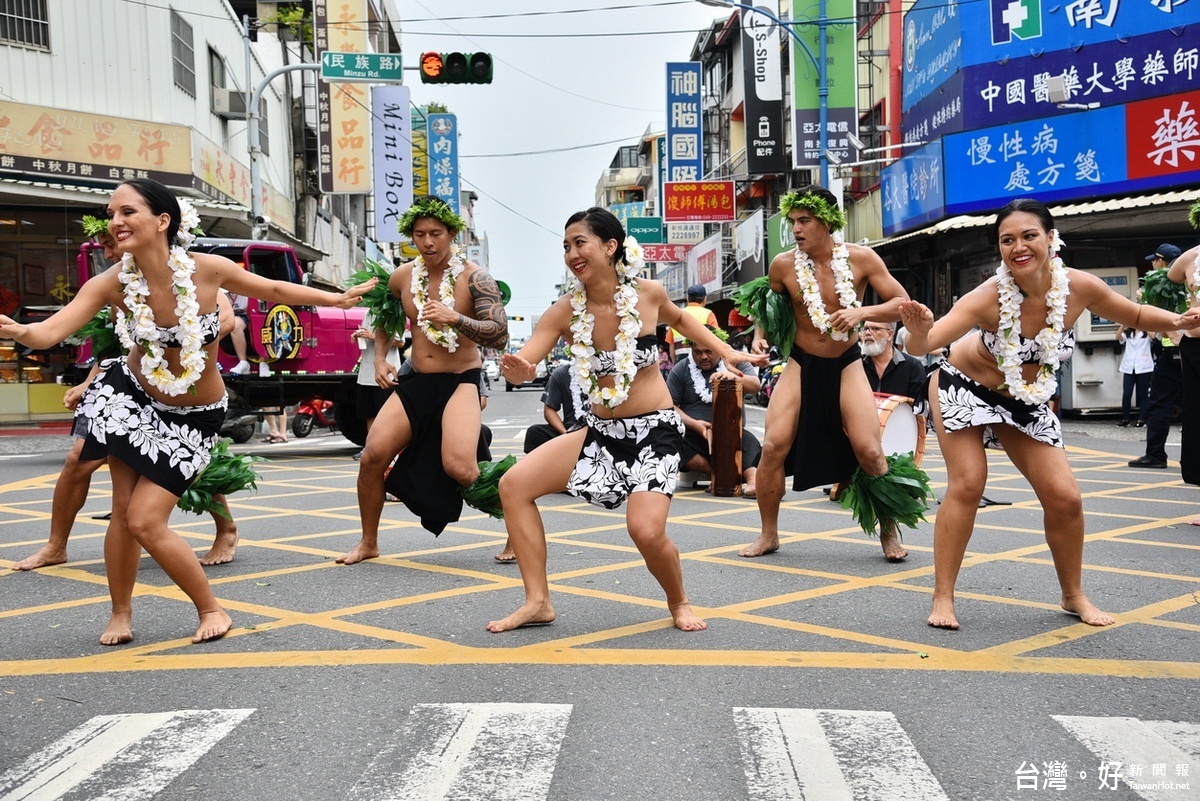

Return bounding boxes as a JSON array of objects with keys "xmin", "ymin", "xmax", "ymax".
[
  {"xmin": 980, "ymin": 326, "xmax": 1076, "ymax": 365},
  {"xmin": 124, "ymin": 310, "xmax": 222, "ymax": 349},
  {"xmin": 587, "ymin": 334, "xmax": 659, "ymax": 377}
]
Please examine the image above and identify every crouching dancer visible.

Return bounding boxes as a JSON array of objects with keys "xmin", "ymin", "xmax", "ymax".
[
  {"xmin": 340, "ymin": 196, "xmax": 509, "ymax": 562},
  {"xmin": 734, "ymin": 186, "xmax": 931, "ymax": 562},
  {"xmin": 0, "ymin": 178, "xmax": 370, "ymax": 644},
  {"xmin": 486, "ymin": 208, "xmax": 765, "ymax": 633}
]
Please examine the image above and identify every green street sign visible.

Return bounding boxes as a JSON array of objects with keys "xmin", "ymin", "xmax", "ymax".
[
  {"xmin": 320, "ymin": 51, "xmax": 403, "ymax": 83},
  {"xmin": 627, "ymin": 216, "xmax": 664, "ymax": 244}
]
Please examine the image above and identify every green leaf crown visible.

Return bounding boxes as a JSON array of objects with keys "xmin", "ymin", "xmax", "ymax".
[
  {"xmin": 398, "ymin": 196, "xmax": 465, "ymax": 237},
  {"xmin": 779, "ymin": 191, "xmax": 846, "ymax": 233}
]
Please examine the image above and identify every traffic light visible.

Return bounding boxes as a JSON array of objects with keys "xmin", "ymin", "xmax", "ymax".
[{"xmin": 419, "ymin": 51, "xmax": 493, "ymax": 84}]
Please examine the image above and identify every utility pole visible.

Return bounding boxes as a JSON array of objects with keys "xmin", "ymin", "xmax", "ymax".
[{"xmin": 248, "ymin": 63, "xmax": 319, "ymax": 239}]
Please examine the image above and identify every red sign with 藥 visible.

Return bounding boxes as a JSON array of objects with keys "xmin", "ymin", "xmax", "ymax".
[
  {"xmin": 662, "ymin": 181, "xmax": 736, "ymax": 222},
  {"xmin": 641, "ymin": 244, "xmax": 693, "ymax": 262},
  {"xmin": 1124, "ymin": 89, "xmax": 1200, "ymax": 180}
]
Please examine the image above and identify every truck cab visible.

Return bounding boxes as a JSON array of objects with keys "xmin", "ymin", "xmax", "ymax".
[{"xmin": 76, "ymin": 238, "xmax": 371, "ymax": 445}]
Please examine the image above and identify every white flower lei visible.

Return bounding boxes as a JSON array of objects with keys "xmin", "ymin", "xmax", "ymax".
[
  {"xmin": 175, "ymin": 198, "xmax": 201, "ymax": 248},
  {"xmin": 114, "ymin": 247, "xmax": 206, "ymax": 396},
  {"xmin": 794, "ymin": 231, "xmax": 859, "ymax": 340},
  {"xmin": 111, "ymin": 195, "xmax": 208, "ymax": 396},
  {"xmin": 994, "ymin": 228, "xmax": 1070, "ymax": 404},
  {"xmin": 568, "ymin": 236, "xmax": 644, "ymax": 411},
  {"xmin": 411, "ymin": 244, "xmax": 465, "ymax": 352},
  {"xmin": 687, "ymin": 353, "xmax": 725, "ymax": 404}
]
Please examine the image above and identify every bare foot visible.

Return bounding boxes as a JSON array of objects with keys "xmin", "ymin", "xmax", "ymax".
[
  {"xmin": 927, "ymin": 596, "xmax": 959, "ymax": 630},
  {"xmin": 669, "ymin": 602, "xmax": 707, "ymax": 631},
  {"xmin": 880, "ymin": 528, "xmax": 908, "ymax": 562},
  {"xmin": 494, "ymin": 544, "xmax": 516, "ymax": 563},
  {"xmin": 741, "ymin": 484, "xmax": 757, "ymax": 499},
  {"xmin": 336, "ymin": 542, "xmax": 380, "ymax": 565},
  {"xmin": 11, "ymin": 546, "xmax": 68, "ymax": 571},
  {"xmin": 192, "ymin": 609, "xmax": 233, "ymax": 643},
  {"xmin": 738, "ymin": 533, "xmax": 779, "ymax": 558},
  {"xmin": 486, "ymin": 601, "xmax": 556, "ymax": 632},
  {"xmin": 1062, "ymin": 594, "xmax": 1115, "ymax": 626},
  {"xmin": 100, "ymin": 612, "xmax": 134, "ymax": 646},
  {"xmin": 199, "ymin": 531, "xmax": 239, "ymax": 566},
  {"xmin": 1188, "ymin": 517, "xmax": 1200, "ymax": 527}
]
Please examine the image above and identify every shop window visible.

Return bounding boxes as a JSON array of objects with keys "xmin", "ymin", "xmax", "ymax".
[
  {"xmin": 172, "ymin": 9, "xmax": 196, "ymax": 97},
  {"xmin": 0, "ymin": 0, "xmax": 50, "ymax": 51}
]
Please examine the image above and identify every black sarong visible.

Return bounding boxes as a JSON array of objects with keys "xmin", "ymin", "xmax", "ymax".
[
  {"xmin": 385, "ymin": 369, "xmax": 482, "ymax": 535},
  {"xmin": 1180, "ymin": 336, "xmax": 1199, "ymax": 486},
  {"xmin": 77, "ymin": 359, "xmax": 226, "ymax": 497},
  {"xmin": 786, "ymin": 344, "xmax": 862, "ymax": 491}
]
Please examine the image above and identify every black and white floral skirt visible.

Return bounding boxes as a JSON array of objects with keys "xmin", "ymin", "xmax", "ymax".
[
  {"xmin": 566, "ymin": 409, "xmax": 685, "ymax": 509},
  {"xmin": 77, "ymin": 359, "xmax": 228, "ymax": 496},
  {"xmin": 936, "ymin": 362, "xmax": 1063, "ymax": 449}
]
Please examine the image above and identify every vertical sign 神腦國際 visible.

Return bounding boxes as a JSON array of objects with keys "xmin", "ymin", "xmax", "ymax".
[{"xmin": 666, "ymin": 63, "xmax": 703, "ymax": 182}]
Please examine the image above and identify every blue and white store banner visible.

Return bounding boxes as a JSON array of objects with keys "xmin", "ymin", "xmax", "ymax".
[
  {"xmin": 426, "ymin": 113, "xmax": 460, "ymax": 214},
  {"xmin": 902, "ymin": 0, "xmax": 1200, "ymax": 141},
  {"xmin": 881, "ymin": 141, "xmax": 946, "ymax": 235},
  {"xmin": 884, "ymin": 87, "xmax": 1200, "ymax": 233}
]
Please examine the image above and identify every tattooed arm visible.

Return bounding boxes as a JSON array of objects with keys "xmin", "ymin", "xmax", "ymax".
[{"xmin": 456, "ymin": 268, "xmax": 510, "ymax": 349}]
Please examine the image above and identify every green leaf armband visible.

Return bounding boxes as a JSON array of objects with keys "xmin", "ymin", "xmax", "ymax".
[
  {"xmin": 733, "ymin": 277, "xmax": 796, "ymax": 358},
  {"xmin": 349, "ymin": 259, "xmax": 406, "ymax": 339},
  {"xmin": 177, "ymin": 439, "xmax": 265, "ymax": 517},
  {"xmin": 839, "ymin": 452, "xmax": 933, "ymax": 537},
  {"xmin": 460, "ymin": 454, "xmax": 517, "ymax": 519},
  {"xmin": 1140, "ymin": 266, "xmax": 1188, "ymax": 314}
]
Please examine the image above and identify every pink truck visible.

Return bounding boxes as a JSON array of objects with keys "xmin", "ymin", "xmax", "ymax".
[{"xmin": 77, "ymin": 238, "xmax": 370, "ymax": 445}]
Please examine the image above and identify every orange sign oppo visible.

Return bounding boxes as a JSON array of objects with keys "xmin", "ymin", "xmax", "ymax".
[{"xmin": 662, "ymin": 181, "xmax": 736, "ymax": 222}]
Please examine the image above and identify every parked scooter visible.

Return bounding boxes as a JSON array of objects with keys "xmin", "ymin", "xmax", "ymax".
[
  {"xmin": 292, "ymin": 396, "xmax": 337, "ymax": 438},
  {"xmin": 220, "ymin": 390, "xmax": 260, "ymax": 444},
  {"xmin": 754, "ymin": 347, "xmax": 784, "ymax": 406}
]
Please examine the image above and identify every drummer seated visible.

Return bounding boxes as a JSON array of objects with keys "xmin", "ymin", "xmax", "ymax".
[
  {"xmin": 826, "ymin": 321, "xmax": 930, "ymax": 503},
  {"xmin": 667, "ymin": 340, "xmax": 762, "ymax": 497},
  {"xmin": 861, "ymin": 320, "xmax": 929, "ymax": 416}
]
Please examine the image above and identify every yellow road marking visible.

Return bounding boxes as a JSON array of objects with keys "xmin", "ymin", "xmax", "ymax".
[{"xmin": 3, "ymin": 442, "xmax": 1198, "ymax": 680}]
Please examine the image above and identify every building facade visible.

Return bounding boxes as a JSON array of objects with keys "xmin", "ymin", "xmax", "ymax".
[{"xmin": 0, "ymin": 0, "xmax": 403, "ymax": 420}]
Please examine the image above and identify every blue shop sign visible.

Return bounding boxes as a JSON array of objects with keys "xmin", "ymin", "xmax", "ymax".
[{"xmin": 882, "ymin": 140, "xmax": 946, "ymax": 236}]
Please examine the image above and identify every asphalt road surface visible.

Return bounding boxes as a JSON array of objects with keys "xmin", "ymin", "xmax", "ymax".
[{"xmin": 0, "ymin": 387, "xmax": 1196, "ymax": 800}]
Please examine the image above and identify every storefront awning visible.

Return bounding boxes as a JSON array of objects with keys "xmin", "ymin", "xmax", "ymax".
[
  {"xmin": 869, "ymin": 189, "xmax": 1198, "ymax": 248},
  {"xmin": 0, "ymin": 177, "xmax": 249, "ymax": 217}
]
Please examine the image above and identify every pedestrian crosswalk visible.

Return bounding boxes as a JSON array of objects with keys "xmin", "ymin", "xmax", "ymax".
[
  {"xmin": 344, "ymin": 703, "xmax": 572, "ymax": 801},
  {"xmin": 734, "ymin": 708, "xmax": 950, "ymax": 800},
  {"xmin": 1, "ymin": 706, "xmax": 1194, "ymax": 800},
  {"xmin": 0, "ymin": 708, "xmax": 253, "ymax": 801}
]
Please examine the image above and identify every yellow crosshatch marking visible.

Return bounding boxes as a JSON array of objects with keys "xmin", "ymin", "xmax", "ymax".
[{"xmin": 1, "ymin": 441, "xmax": 1198, "ymax": 680}]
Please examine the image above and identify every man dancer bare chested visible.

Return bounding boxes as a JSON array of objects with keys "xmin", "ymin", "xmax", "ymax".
[{"xmin": 339, "ymin": 196, "xmax": 509, "ymax": 563}]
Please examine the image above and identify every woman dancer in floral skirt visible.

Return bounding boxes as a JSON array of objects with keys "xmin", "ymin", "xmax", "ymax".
[
  {"xmin": 0, "ymin": 178, "xmax": 370, "ymax": 644},
  {"xmin": 900, "ymin": 198, "xmax": 1199, "ymax": 630},
  {"xmin": 487, "ymin": 207, "xmax": 763, "ymax": 633}
]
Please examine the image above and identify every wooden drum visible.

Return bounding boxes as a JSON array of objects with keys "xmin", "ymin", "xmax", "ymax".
[{"xmin": 709, "ymin": 377, "xmax": 744, "ymax": 497}]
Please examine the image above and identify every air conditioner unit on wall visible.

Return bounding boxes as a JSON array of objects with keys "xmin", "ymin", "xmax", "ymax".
[{"xmin": 213, "ymin": 88, "xmax": 248, "ymax": 120}]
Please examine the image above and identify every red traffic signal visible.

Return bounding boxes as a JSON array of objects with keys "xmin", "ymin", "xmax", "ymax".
[{"xmin": 419, "ymin": 51, "xmax": 493, "ymax": 84}]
